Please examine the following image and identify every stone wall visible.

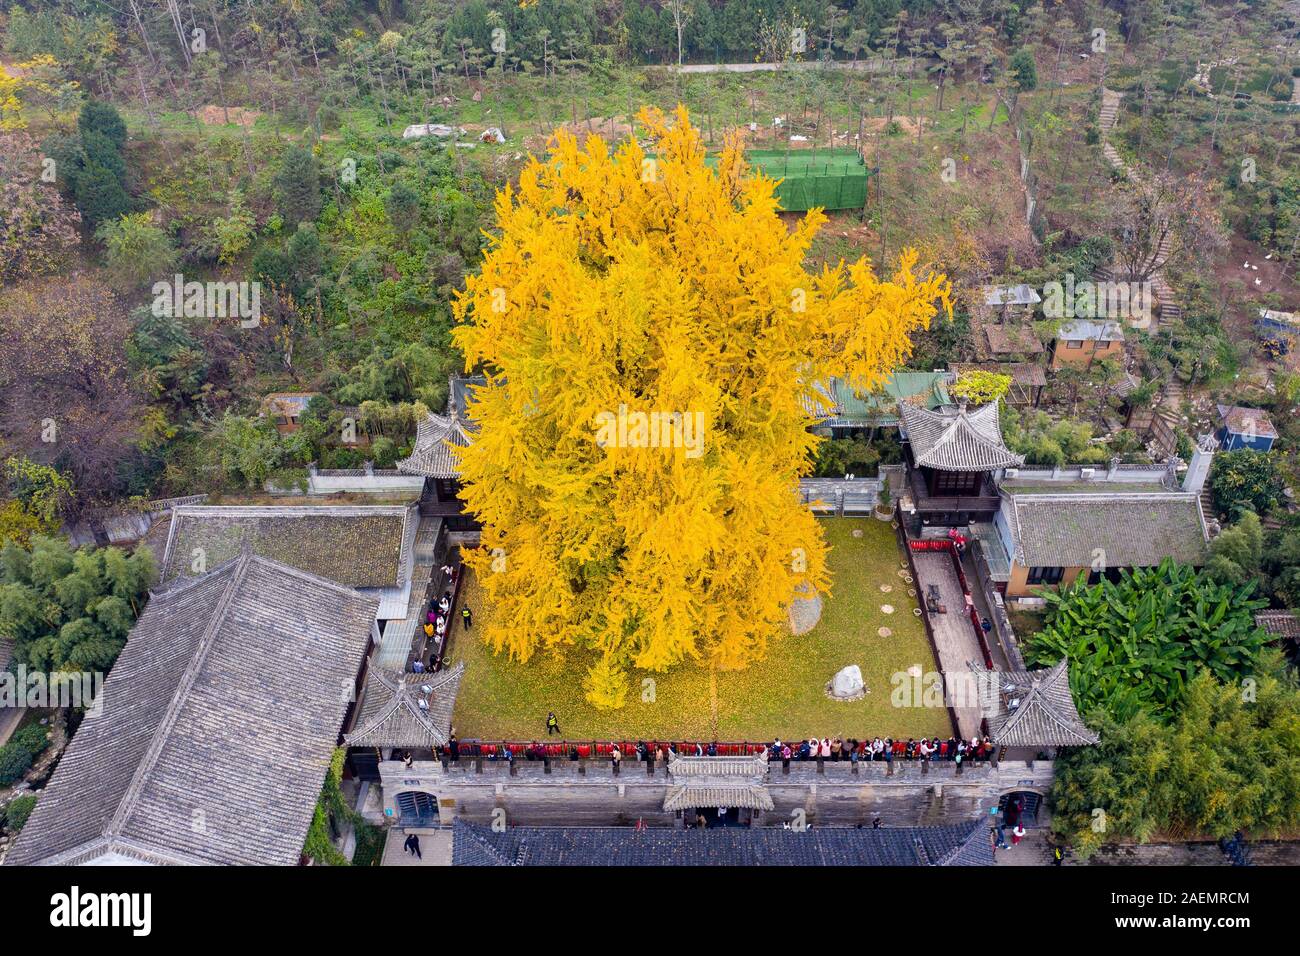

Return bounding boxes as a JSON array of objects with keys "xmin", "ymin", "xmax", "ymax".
[{"xmin": 374, "ymin": 757, "xmax": 1055, "ymax": 829}]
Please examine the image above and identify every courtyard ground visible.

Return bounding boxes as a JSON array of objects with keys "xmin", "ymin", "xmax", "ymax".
[{"xmin": 448, "ymin": 517, "xmax": 951, "ymax": 743}]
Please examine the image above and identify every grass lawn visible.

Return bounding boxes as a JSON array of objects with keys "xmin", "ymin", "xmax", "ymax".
[{"xmin": 449, "ymin": 517, "xmax": 951, "ymax": 742}]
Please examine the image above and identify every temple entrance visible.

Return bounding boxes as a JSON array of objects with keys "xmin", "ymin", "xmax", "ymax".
[
  {"xmin": 998, "ymin": 791, "xmax": 1042, "ymax": 827},
  {"xmin": 396, "ymin": 791, "xmax": 439, "ymax": 827},
  {"xmin": 693, "ymin": 807, "xmax": 752, "ymax": 828}
]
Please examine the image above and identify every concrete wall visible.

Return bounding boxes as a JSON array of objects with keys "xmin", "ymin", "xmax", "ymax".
[{"xmin": 375, "ymin": 758, "xmax": 1055, "ymax": 829}]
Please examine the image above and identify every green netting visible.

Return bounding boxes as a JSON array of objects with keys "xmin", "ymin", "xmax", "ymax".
[{"xmin": 704, "ymin": 148, "xmax": 871, "ymax": 211}]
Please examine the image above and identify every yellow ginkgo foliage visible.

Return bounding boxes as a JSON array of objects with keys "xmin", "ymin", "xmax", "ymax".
[{"xmin": 452, "ymin": 105, "xmax": 950, "ymax": 708}]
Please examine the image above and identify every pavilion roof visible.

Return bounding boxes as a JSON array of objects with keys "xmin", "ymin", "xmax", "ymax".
[
  {"xmin": 985, "ymin": 658, "xmax": 1099, "ymax": 748},
  {"xmin": 345, "ymin": 661, "xmax": 464, "ymax": 749},
  {"xmin": 900, "ymin": 402, "xmax": 1024, "ymax": 472},
  {"xmin": 396, "ymin": 412, "xmax": 474, "ymax": 479}
]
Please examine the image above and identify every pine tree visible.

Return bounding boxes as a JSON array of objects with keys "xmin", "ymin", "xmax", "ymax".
[{"xmin": 273, "ymin": 145, "xmax": 322, "ymax": 227}]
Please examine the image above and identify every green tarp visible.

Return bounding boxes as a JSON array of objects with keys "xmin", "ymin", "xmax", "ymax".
[{"xmin": 704, "ymin": 148, "xmax": 871, "ymax": 211}]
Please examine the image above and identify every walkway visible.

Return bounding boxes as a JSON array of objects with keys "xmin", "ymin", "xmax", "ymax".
[
  {"xmin": 381, "ymin": 827, "xmax": 454, "ymax": 866},
  {"xmin": 910, "ymin": 552, "xmax": 986, "ymax": 738}
]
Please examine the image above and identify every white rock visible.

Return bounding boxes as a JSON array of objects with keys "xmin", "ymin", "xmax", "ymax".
[{"xmin": 829, "ymin": 664, "xmax": 865, "ymax": 699}]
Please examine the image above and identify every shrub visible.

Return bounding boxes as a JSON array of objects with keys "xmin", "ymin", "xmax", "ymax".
[
  {"xmin": 0, "ymin": 744, "xmax": 35, "ymax": 786},
  {"xmin": 3, "ymin": 794, "xmax": 37, "ymax": 834}
]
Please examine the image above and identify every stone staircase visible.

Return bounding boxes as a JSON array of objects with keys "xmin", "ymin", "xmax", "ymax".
[{"xmin": 1096, "ymin": 87, "xmax": 1183, "ymax": 332}]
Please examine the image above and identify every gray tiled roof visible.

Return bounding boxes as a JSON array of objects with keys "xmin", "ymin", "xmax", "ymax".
[
  {"xmin": 1004, "ymin": 492, "xmax": 1207, "ymax": 568},
  {"xmin": 1255, "ymin": 610, "xmax": 1300, "ymax": 640},
  {"xmin": 345, "ymin": 660, "xmax": 464, "ymax": 748},
  {"xmin": 662, "ymin": 755, "xmax": 774, "ymax": 811},
  {"xmin": 161, "ymin": 504, "xmax": 414, "ymax": 589},
  {"xmin": 900, "ymin": 402, "xmax": 1024, "ymax": 471},
  {"xmin": 985, "ymin": 659, "xmax": 1099, "ymax": 747},
  {"xmin": 663, "ymin": 785, "xmax": 775, "ymax": 812},
  {"xmin": 452, "ymin": 820, "xmax": 994, "ymax": 866},
  {"xmin": 6, "ymin": 553, "xmax": 378, "ymax": 866},
  {"xmin": 396, "ymin": 412, "xmax": 474, "ymax": 479}
]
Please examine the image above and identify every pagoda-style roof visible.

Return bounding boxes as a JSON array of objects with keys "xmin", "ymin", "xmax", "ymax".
[
  {"xmin": 345, "ymin": 660, "xmax": 464, "ymax": 749},
  {"xmin": 397, "ymin": 412, "xmax": 474, "ymax": 479},
  {"xmin": 985, "ymin": 658, "xmax": 1099, "ymax": 748},
  {"xmin": 899, "ymin": 402, "xmax": 1024, "ymax": 472},
  {"xmin": 663, "ymin": 753, "xmax": 773, "ymax": 812}
]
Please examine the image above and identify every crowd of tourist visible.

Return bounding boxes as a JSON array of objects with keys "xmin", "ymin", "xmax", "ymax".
[{"xmin": 433, "ymin": 734, "xmax": 1000, "ymax": 764}]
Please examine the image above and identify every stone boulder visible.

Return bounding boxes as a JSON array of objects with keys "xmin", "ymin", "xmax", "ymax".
[{"xmin": 827, "ymin": 664, "xmax": 867, "ymax": 701}]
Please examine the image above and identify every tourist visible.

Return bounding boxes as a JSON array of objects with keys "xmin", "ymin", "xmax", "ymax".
[
  {"xmin": 872, "ymin": 737, "xmax": 884, "ymax": 761},
  {"xmin": 448, "ymin": 733, "xmax": 460, "ymax": 763},
  {"xmin": 1011, "ymin": 824, "xmax": 1025, "ymax": 846},
  {"xmin": 872, "ymin": 817, "xmax": 883, "ymax": 829},
  {"xmin": 798, "ymin": 740, "xmax": 811, "ymax": 760},
  {"xmin": 819, "ymin": 737, "xmax": 831, "ymax": 759},
  {"xmin": 954, "ymin": 740, "xmax": 966, "ymax": 764},
  {"xmin": 918, "ymin": 738, "xmax": 932, "ymax": 761},
  {"xmin": 780, "ymin": 743, "xmax": 792, "ymax": 762},
  {"xmin": 546, "ymin": 711, "xmax": 561, "ymax": 736},
  {"xmin": 405, "ymin": 833, "xmax": 421, "ymax": 859},
  {"xmin": 439, "ymin": 595, "xmax": 451, "ymax": 614},
  {"xmin": 402, "ymin": 751, "xmax": 413, "ymax": 768},
  {"xmin": 412, "ymin": 658, "xmax": 425, "ymax": 674},
  {"xmin": 637, "ymin": 741, "xmax": 649, "ymax": 761},
  {"xmin": 707, "ymin": 741, "xmax": 718, "ymax": 757},
  {"xmin": 427, "ymin": 609, "xmax": 436, "ymax": 625},
  {"xmin": 611, "ymin": 744, "xmax": 622, "ymax": 768},
  {"xmin": 694, "ymin": 742, "xmax": 705, "ymax": 757},
  {"xmin": 461, "ymin": 606, "xmax": 473, "ymax": 629},
  {"xmin": 423, "ymin": 621, "xmax": 434, "ymax": 639},
  {"xmin": 884, "ymin": 739, "xmax": 894, "ymax": 763},
  {"xmin": 981, "ymin": 617, "xmax": 992, "ymax": 635},
  {"xmin": 982, "ymin": 736, "xmax": 995, "ymax": 761},
  {"xmin": 830, "ymin": 737, "xmax": 842, "ymax": 761}
]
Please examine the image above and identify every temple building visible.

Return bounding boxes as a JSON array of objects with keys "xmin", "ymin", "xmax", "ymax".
[
  {"xmin": 6, "ymin": 553, "xmax": 380, "ymax": 866},
  {"xmin": 398, "ymin": 375, "xmax": 482, "ymax": 531},
  {"xmin": 899, "ymin": 402, "xmax": 1024, "ymax": 527}
]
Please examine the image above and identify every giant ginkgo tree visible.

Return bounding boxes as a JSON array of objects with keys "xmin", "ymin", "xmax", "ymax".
[{"xmin": 451, "ymin": 106, "xmax": 949, "ymax": 708}]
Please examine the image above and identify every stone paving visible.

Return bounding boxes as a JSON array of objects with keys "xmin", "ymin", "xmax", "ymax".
[
  {"xmin": 911, "ymin": 552, "xmax": 985, "ymax": 738},
  {"xmin": 381, "ymin": 827, "xmax": 454, "ymax": 866}
]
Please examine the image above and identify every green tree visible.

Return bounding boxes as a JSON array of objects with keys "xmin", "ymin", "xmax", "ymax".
[
  {"xmin": 1205, "ymin": 510, "xmax": 1263, "ymax": 584},
  {"xmin": 1051, "ymin": 670, "xmax": 1300, "ymax": 856},
  {"xmin": 385, "ymin": 181, "xmax": 421, "ymax": 234},
  {"xmin": 1009, "ymin": 48, "xmax": 1038, "ymax": 91},
  {"xmin": 95, "ymin": 213, "xmax": 176, "ymax": 289},
  {"xmin": 274, "ymin": 145, "xmax": 322, "ymax": 227},
  {"xmin": 1209, "ymin": 449, "xmax": 1284, "ymax": 519},
  {"xmin": 209, "ymin": 412, "xmax": 284, "ymax": 489}
]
